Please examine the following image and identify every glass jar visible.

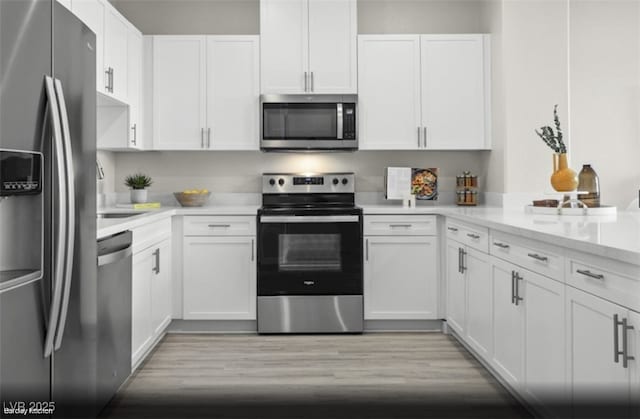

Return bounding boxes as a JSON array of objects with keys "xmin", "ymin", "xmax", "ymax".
[{"xmin": 577, "ymin": 164, "xmax": 600, "ymax": 208}]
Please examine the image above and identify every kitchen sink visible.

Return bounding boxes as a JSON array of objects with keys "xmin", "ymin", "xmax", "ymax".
[{"xmin": 97, "ymin": 212, "xmax": 147, "ymax": 219}]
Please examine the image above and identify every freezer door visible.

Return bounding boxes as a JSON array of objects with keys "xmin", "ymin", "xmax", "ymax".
[{"xmin": 50, "ymin": 2, "xmax": 98, "ymax": 414}]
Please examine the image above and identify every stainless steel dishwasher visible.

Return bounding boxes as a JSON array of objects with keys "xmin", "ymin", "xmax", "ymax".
[{"xmin": 97, "ymin": 231, "xmax": 132, "ymax": 412}]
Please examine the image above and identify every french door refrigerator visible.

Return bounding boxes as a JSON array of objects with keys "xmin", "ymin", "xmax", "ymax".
[{"xmin": 0, "ymin": 0, "xmax": 97, "ymax": 416}]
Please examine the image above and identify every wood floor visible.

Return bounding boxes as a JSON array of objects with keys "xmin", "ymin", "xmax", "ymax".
[{"xmin": 102, "ymin": 333, "xmax": 532, "ymax": 419}]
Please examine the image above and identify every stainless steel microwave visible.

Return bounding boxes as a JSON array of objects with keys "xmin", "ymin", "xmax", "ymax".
[{"xmin": 260, "ymin": 94, "xmax": 357, "ymax": 151}]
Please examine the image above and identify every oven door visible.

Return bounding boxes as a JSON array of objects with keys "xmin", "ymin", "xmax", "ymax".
[{"xmin": 257, "ymin": 215, "xmax": 362, "ymax": 296}]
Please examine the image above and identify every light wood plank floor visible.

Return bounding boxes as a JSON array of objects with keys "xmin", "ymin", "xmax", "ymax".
[{"xmin": 102, "ymin": 333, "xmax": 532, "ymax": 419}]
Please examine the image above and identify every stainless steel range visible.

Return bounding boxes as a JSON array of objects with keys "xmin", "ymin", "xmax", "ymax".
[{"xmin": 257, "ymin": 173, "xmax": 363, "ymax": 333}]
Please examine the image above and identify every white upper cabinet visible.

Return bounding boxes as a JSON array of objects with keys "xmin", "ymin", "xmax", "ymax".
[
  {"xmin": 152, "ymin": 36, "xmax": 207, "ymax": 150},
  {"xmin": 260, "ymin": 0, "xmax": 357, "ymax": 94},
  {"xmin": 358, "ymin": 34, "xmax": 491, "ymax": 150},
  {"xmin": 127, "ymin": 26, "xmax": 143, "ymax": 149},
  {"xmin": 206, "ymin": 36, "xmax": 260, "ymax": 150},
  {"xmin": 420, "ymin": 35, "xmax": 490, "ymax": 150},
  {"xmin": 151, "ymin": 35, "xmax": 260, "ymax": 151},
  {"xmin": 357, "ymin": 35, "xmax": 422, "ymax": 150},
  {"xmin": 103, "ymin": 6, "xmax": 129, "ymax": 101},
  {"xmin": 71, "ymin": 0, "xmax": 106, "ymax": 94}
]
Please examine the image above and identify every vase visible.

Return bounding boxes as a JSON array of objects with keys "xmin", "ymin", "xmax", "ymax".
[
  {"xmin": 130, "ymin": 189, "xmax": 148, "ymax": 204},
  {"xmin": 550, "ymin": 153, "xmax": 578, "ymax": 192},
  {"xmin": 577, "ymin": 164, "xmax": 600, "ymax": 207}
]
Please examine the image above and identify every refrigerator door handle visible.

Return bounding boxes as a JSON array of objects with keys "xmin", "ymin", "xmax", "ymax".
[
  {"xmin": 43, "ymin": 76, "xmax": 67, "ymax": 359},
  {"xmin": 53, "ymin": 79, "xmax": 76, "ymax": 352}
]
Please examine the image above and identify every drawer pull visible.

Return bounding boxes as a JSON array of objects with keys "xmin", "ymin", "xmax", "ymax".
[
  {"xmin": 208, "ymin": 224, "xmax": 231, "ymax": 228},
  {"xmin": 389, "ymin": 224, "xmax": 412, "ymax": 228},
  {"xmin": 527, "ymin": 253, "xmax": 548, "ymax": 262},
  {"xmin": 447, "ymin": 227, "xmax": 458, "ymax": 232},
  {"xmin": 493, "ymin": 242, "xmax": 510, "ymax": 249},
  {"xmin": 576, "ymin": 269, "xmax": 604, "ymax": 280},
  {"xmin": 467, "ymin": 233, "xmax": 480, "ymax": 239}
]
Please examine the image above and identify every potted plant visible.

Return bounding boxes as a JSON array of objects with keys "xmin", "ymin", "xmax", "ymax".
[{"xmin": 124, "ymin": 172, "xmax": 153, "ymax": 203}]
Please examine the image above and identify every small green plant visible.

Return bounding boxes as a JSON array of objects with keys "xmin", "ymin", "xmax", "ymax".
[
  {"xmin": 124, "ymin": 173, "xmax": 152, "ymax": 190},
  {"xmin": 535, "ymin": 104, "xmax": 567, "ymax": 153}
]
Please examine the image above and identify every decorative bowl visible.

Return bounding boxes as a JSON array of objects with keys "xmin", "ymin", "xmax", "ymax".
[{"xmin": 173, "ymin": 192, "xmax": 211, "ymax": 207}]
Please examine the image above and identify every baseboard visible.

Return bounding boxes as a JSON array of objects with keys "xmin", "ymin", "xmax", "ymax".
[
  {"xmin": 364, "ymin": 319, "xmax": 444, "ymax": 332},
  {"xmin": 167, "ymin": 319, "xmax": 258, "ymax": 333}
]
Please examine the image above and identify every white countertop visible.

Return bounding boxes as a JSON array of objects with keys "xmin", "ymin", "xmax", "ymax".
[{"xmin": 97, "ymin": 202, "xmax": 640, "ymax": 266}]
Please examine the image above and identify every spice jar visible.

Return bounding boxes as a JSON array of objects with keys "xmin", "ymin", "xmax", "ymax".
[{"xmin": 456, "ymin": 171, "xmax": 478, "ymax": 206}]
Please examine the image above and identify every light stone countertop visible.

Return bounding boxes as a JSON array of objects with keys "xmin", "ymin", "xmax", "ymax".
[{"xmin": 97, "ymin": 201, "xmax": 640, "ymax": 266}]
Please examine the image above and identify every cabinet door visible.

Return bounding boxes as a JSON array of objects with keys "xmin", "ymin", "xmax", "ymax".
[
  {"xmin": 566, "ymin": 287, "xmax": 630, "ymax": 409},
  {"xmin": 421, "ymin": 35, "xmax": 489, "ymax": 150},
  {"xmin": 490, "ymin": 257, "xmax": 523, "ymax": 389},
  {"xmin": 522, "ymin": 269, "xmax": 566, "ymax": 408},
  {"xmin": 357, "ymin": 35, "xmax": 422, "ymax": 150},
  {"xmin": 152, "ymin": 36, "xmax": 207, "ymax": 150},
  {"xmin": 307, "ymin": 0, "xmax": 357, "ymax": 93},
  {"xmin": 260, "ymin": 0, "xmax": 309, "ymax": 93},
  {"xmin": 151, "ymin": 239, "xmax": 172, "ymax": 336},
  {"xmin": 629, "ymin": 310, "xmax": 640, "ymax": 417},
  {"xmin": 364, "ymin": 236, "xmax": 438, "ymax": 320},
  {"xmin": 465, "ymin": 247, "xmax": 492, "ymax": 359},
  {"xmin": 206, "ymin": 36, "xmax": 259, "ymax": 150},
  {"xmin": 72, "ymin": 0, "xmax": 105, "ymax": 93},
  {"xmin": 127, "ymin": 27, "xmax": 143, "ymax": 149},
  {"xmin": 104, "ymin": 6, "xmax": 129, "ymax": 101},
  {"xmin": 131, "ymin": 247, "xmax": 153, "ymax": 367},
  {"xmin": 445, "ymin": 240, "xmax": 465, "ymax": 334},
  {"xmin": 183, "ymin": 236, "xmax": 256, "ymax": 320}
]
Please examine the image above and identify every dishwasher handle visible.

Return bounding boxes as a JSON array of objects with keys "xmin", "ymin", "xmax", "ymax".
[{"xmin": 98, "ymin": 246, "xmax": 132, "ymax": 267}]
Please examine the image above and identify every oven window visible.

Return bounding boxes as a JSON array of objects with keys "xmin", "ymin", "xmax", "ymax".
[
  {"xmin": 263, "ymin": 103, "xmax": 337, "ymax": 139},
  {"xmin": 278, "ymin": 234, "xmax": 341, "ymax": 272}
]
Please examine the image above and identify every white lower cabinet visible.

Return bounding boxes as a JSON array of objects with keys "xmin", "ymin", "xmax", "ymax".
[
  {"xmin": 131, "ymin": 221, "xmax": 172, "ymax": 369},
  {"xmin": 182, "ymin": 217, "xmax": 256, "ymax": 320},
  {"xmin": 363, "ymin": 215, "xmax": 438, "ymax": 320},
  {"xmin": 490, "ymin": 255, "xmax": 566, "ymax": 409},
  {"xmin": 566, "ymin": 286, "xmax": 639, "ymax": 415}
]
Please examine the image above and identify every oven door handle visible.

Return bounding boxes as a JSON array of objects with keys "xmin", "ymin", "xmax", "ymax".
[{"xmin": 260, "ymin": 215, "xmax": 360, "ymax": 223}]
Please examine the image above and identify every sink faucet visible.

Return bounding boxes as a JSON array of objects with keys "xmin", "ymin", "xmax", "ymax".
[{"xmin": 96, "ymin": 159, "xmax": 105, "ymax": 180}]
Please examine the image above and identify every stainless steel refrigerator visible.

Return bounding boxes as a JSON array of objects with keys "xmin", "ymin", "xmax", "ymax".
[{"xmin": 0, "ymin": 0, "xmax": 97, "ymax": 416}]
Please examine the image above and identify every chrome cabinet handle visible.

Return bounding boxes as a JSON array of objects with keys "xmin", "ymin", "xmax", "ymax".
[
  {"xmin": 527, "ymin": 253, "xmax": 548, "ymax": 262},
  {"xmin": 417, "ymin": 127, "xmax": 421, "ymax": 148},
  {"xmin": 131, "ymin": 124, "xmax": 137, "ymax": 145},
  {"xmin": 447, "ymin": 226, "xmax": 458, "ymax": 232},
  {"xmin": 201, "ymin": 128, "xmax": 205, "ymax": 148},
  {"xmin": 614, "ymin": 315, "xmax": 635, "ymax": 368},
  {"xmin": 389, "ymin": 224, "xmax": 412, "ymax": 228},
  {"xmin": 493, "ymin": 242, "xmax": 510, "ymax": 249},
  {"xmin": 207, "ymin": 127, "xmax": 211, "ymax": 148},
  {"xmin": 208, "ymin": 224, "xmax": 230, "ymax": 228},
  {"xmin": 460, "ymin": 248, "xmax": 467, "ymax": 273},
  {"xmin": 365, "ymin": 239, "xmax": 369, "ymax": 261},
  {"xmin": 310, "ymin": 71, "xmax": 314, "ymax": 92},
  {"xmin": 576, "ymin": 269, "xmax": 604, "ymax": 280},
  {"xmin": 110, "ymin": 68, "xmax": 114, "ymax": 93},
  {"xmin": 105, "ymin": 68, "xmax": 110, "ymax": 91},
  {"xmin": 304, "ymin": 71, "xmax": 308, "ymax": 92},
  {"xmin": 251, "ymin": 239, "xmax": 254, "ymax": 262},
  {"xmin": 514, "ymin": 272, "xmax": 523, "ymax": 306},
  {"xmin": 152, "ymin": 248, "xmax": 160, "ymax": 274},
  {"xmin": 467, "ymin": 233, "xmax": 480, "ymax": 239},
  {"xmin": 423, "ymin": 126, "xmax": 427, "ymax": 148}
]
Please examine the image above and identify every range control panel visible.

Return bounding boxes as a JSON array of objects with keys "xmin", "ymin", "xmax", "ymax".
[
  {"xmin": 0, "ymin": 149, "xmax": 43, "ymax": 196},
  {"xmin": 262, "ymin": 173, "xmax": 355, "ymax": 194}
]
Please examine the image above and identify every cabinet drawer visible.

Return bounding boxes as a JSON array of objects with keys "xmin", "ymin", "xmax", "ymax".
[
  {"xmin": 183, "ymin": 216, "xmax": 256, "ymax": 236},
  {"xmin": 566, "ymin": 251, "xmax": 640, "ymax": 312},
  {"xmin": 133, "ymin": 217, "xmax": 172, "ymax": 253},
  {"xmin": 445, "ymin": 219, "xmax": 488, "ymax": 252},
  {"xmin": 490, "ymin": 231, "xmax": 564, "ymax": 280},
  {"xmin": 363, "ymin": 215, "xmax": 437, "ymax": 236}
]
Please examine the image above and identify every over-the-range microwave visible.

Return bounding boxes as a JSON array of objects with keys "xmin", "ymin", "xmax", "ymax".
[{"xmin": 260, "ymin": 94, "xmax": 357, "ymax": 151}]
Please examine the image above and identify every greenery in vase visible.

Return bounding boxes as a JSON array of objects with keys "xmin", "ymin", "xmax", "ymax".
[
  {"xmin": 124, "ymin": 173, "xmax": 153, "ymax": 190},
  {"xmin": 535, "ymin": 104, "xmax": 567, "ymax": 153}
]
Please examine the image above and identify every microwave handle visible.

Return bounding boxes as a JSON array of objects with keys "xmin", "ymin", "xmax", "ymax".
[{"xmin": 336, "ymin": 103, "xmax": 343, "ymax": 140}]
